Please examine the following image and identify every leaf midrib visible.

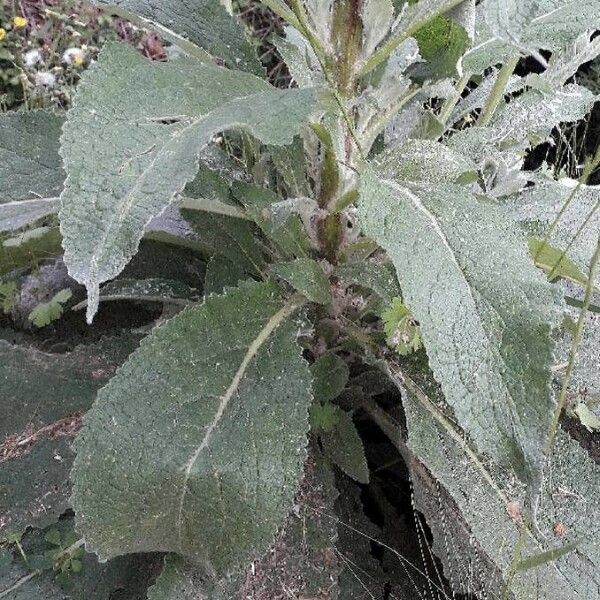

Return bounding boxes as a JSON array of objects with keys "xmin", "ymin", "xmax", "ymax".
[
  {"xmin": 379, "ymin": 177, "xmax": 530, "ymax": 453},
  {"xmin": 175, "ymin": 295, "xmax": 301, "ymax": 553}
]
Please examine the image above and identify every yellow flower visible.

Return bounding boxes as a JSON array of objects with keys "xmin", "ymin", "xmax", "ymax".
[
  {"xmin": 13, "ymin": 16, "xmax": 28, "ymax": 28},
  {"xmin": 0, "ymin": 28, "xmax": 6, "ymax": 41},
  {"xmin": 74, "ymin": 54, "xmax": 84, "ymax": 66}
]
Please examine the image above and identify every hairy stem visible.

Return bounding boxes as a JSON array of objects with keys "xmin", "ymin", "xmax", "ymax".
[
  {"xmin": 438, "ymin": 72, "xmax": 471, "ymax": 126},
  {"xmin": 477, "ymin": 55, "xmax": 519, "ymax": 127}
]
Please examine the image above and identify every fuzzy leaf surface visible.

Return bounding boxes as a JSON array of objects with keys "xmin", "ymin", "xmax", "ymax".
[
  {"xmin": 310, "ymin": 353, "xmax": 350, "ymax": 403},
  {"xmin": 321, "ymin": 408, "xmax": 369, "ymax": 484},
  {"xmin": 71, "ymin": 281, "xmax": 312, "ymax": 580},
  {"xmin": 512, "ymin": 177, "xmax": 600, "ymax": 284},
  {"xmin": 359, "ymin": 168, "xmax": 561, "ymax": 481},
  {"xmin": 60, "ymin": 42, "xmax": 318, "ymax": 321}
]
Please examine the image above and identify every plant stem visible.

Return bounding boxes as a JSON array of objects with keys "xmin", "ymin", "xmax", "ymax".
[
  {"xmin": 331, "ymin": 0, "xmax": 363, "ymax": 97},
  {"xmin": 477, "ymin": 55, "xmax": 519, "ymax": 127},
  {"xmin": 438, "ymin": 72, "xmax": 471, "ymax": 126},
  {"xmin": 544, "ymin": 236, "xmax": 600, "ymax": 456},
  {"xmin": 178, "ymin": 196, "xmax": 252, "ymax": 220}
]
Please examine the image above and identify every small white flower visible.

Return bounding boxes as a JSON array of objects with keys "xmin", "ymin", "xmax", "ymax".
[
  {"xmin": 35, "ymin": 71, "xmax": 56, "ymax": 87},
  {"xmin": 24, "ymin": 49, "xmax": 42, "ymax": 67},
  {"xmin": 63, "ymin": 47, "xmax": 85, "ymax": 65}
]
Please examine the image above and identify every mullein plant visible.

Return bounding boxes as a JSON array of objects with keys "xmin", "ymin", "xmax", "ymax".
[{"xmin": 1, "ymin": 0, "xmax": 600, "ymax": 598}]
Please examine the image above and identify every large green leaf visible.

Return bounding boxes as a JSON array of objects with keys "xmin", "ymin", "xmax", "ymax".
[
  {"xmin": 0, "ymin": 111, "xmax": 64, "ymax": 232},
  {"xmin": 71, "ymin": 280, "xmax": 312, "ymax": 582},
  {"xmin": 448, "ymin": 84, "xmax": 597, "ymax": 165},
  {"xmin": 60, "ymin": 42, "xmax": 318, "ymax": 322},
  {"xmin": 401, "ymin": 370, "xmax": 600, "ymax": 599},
  {"xmin": 358, "ymin": 168, "xmax": 562, "ymax": 482},
  {"xmin": 0, "ymin": 336, "xmax": 140, "ymax": 540},
  {"xmin": 94, "ymin": 0, "xmax": 262, "ymax": 74},
  {"xmin": 146, "ymin": 555, "xmax": 210, "ymax": 600}
]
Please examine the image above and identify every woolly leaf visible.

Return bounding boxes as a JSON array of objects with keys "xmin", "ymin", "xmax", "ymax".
[
  {"xmin": 203, "ymin": 255, "xmax": 246, "ymax": 296},
  {"xmin": 149, "ymin": 455, "xmax": 340, "ymax": 599},
  {"xmin": 335, "ymin": 261, "xmax": 401, "ymax": 308},
  {"xmin": 359, "ymin": 167, "xmax": 562, "ymax": 482},
  {"xmin": 60, "ymin": 42, "xmax": 318, "ymax": 322},
  {"xmin": 0, "ymin": 111, "xmax": 64, "ymax": 203},
  {"xmin": 0, "ymin": 111, "xmax": 64, "ymax": 232},
  {"xmin": 463, "ymin": 0, "xmax": 600, "ymax": 74},
  {"xmin": 512, "ymin": 177, "xmax": 600, "ymax": 284},
  {"xmin": 147, "ymin": 556, "xmax": 210, "ymax": 600},
  {"xmin": 236, "ymin": 454, "xmax": 341, "ymax": 598},
  {"xmin": 71, "ymin": 281, "xmax": 312, "ymax": 581},
  {"xmin": 362, "ymin": 0, "xmax": 394, "ymax": 57},
  {"xmin": 231, "ymin": 182, "xmax": 311, "ymax": 260},
  {"xmin": 310, "ymin": 402, "xmax": 340, "ymax": 432}
]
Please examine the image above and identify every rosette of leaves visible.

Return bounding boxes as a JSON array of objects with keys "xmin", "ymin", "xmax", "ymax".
[{"xmin": 2, "ymin": 0, "xmax": 600, "ymax": 598}]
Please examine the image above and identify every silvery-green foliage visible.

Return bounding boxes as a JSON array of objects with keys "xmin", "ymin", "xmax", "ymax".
[
  {"xmin": 60, "ymin": 42, "xmax": 318, "ymax": 322},
  {"xmin": 71, "ymin": 281, "xmax": 312, "ymax": 578},
  {"xmin": 4, "ymin": 0, "xmax": 597, "ymax": 598},
  {"xmin": 92, "ymin": 0, "xmax": 262, "ymax": 73},
  {"xmin": 272, "ymin": 27, "xmax": 325, "ymax": 88},
  {"xmin": 362, "ymin": 0, "xmax": 395, "ymax": 58},
  {"xmin": 356, "ymin": 38, "xmax": 421, "ymax": 148},
  {"xmin": 358, "ymin": 162, "xmax": 562, "ymax": 482},
  {"xmin": 304, "ymin": 0, "xmax": 334, "ymax": 47}
]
